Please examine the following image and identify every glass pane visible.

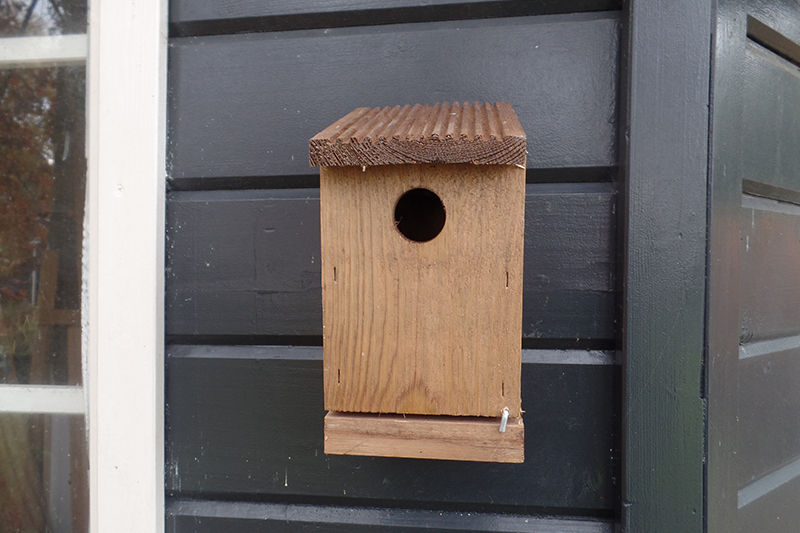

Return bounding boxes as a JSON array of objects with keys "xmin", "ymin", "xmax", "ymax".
[
  {"xmin": 0, "ymin": 1, "xmax": 87, "ymax": 37},
  {"xmin": 0, "ymin": 413, "xmax": 88, "ymax": 532},
  {"xmin": 0, "ymin": 64, "xmax": 85, "ymax": 385}
]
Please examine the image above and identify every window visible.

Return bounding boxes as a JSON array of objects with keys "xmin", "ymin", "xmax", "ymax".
[
  {"xmin": 1, "ymin": 2, "xmax": 88, "ymax": 530},
  {"xmin": 1, "ymin": 1, "xmax": 167, "ymax": 530}
]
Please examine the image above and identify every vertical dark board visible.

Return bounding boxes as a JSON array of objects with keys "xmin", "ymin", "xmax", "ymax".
[
  {"xmin": 165, "ymin": 346, "xmax": 617, "ymax": 511},
  {"xmin": 707, "ymin": 1, "xmax": 746, "ymax": 531},
  {"xmin": 167, "ymin": 13, "xmax": 620, "ymax": 180},
  {"xmin": 620, "ymin": 0, "xmax": 710, "ymax": 532}
]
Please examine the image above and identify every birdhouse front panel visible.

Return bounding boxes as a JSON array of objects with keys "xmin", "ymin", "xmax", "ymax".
[{"xmin": 320, "ymin": 162, "xmax": 524, "ymax": 417}]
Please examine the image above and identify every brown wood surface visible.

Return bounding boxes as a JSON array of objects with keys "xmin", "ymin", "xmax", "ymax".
[
  {"xmin": 310, "ymin": 102, "xmax": 526, "ymax": 168},
  {"xmin": 324, "ymin": 411, "xmax": 524, "ymax": 463},
  {"xmin": 320, "ymin": 163, "xmax": 524, "ymax": 418}
]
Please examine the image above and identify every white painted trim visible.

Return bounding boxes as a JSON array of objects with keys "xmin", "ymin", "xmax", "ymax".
[
  {"xmin": 86, "ymin": 0, "xmax": 167, "ymax": 531},
  {"xmin": 0, "ymin": 34, "xmax": 87, "ymax": 68},
  {"xmin": 0, "ymin": 385, "xmax": 84, "ymax": 414},
  {"xmin": 738, "ymin": 455, "xmax": 800, "ymax": 508}
]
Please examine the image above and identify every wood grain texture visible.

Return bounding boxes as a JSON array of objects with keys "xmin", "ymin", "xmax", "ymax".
[
  {"xmin": 166, "ymin": 500, "xmax": 615, "ymax": 533},
  {"xmin": 742, "ymin": 41, "xmax": 800, "ymax": 195},
  {"xmin": 165, "ymin": 183, "xmax": 616, "ymax": 341},
  {"xmin": 321, "ymin": 164, "xmax": 524, "ymax": 416},
  {"xmin": 165, "ymin": 345, "xmax": 617, "ymax": 510},
  {"xmin": 167, "ymin": 13, "xmax": 620, "ymax": 180},
  {"xmin": 620, "ymin": 0, "xmax": 710, "ymax": 531},
  {"xmin": 309, "ymin": 102, "xmax": 526, "ymax": 167},
  {"xmin": 740, "ymin": 195, "xmax": 800, "ymax": 342},
  {"xmin": 324, "ymin": 412, "xmax": 524, "ymax": 463}
]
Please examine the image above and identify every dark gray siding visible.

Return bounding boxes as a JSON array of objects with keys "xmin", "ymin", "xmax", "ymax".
[
  {"xmin": 167, "ymin": 13, "xmax": 620, "ymax": 183},
  {"xmin": 166, "ymin": 500, "xmax": 614, "ymax": 533},
  {"xmin": 165, "ymin": 346, "xmax": 617, "ymax": 509},
  {"xmin": 708, "ymin": 6, "xmax": 800, "ymax": 532},
  {"xmin": 165, "ymin": 183, "xmax": 616, "ymax": 341},
  {"xmin": 165, "ymin": 2, "xmax": 622, "ymax": 531}
]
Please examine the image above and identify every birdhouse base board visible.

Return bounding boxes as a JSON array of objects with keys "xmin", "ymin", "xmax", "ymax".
[{"xmin": 324, "ymin": 411, "xmax": 524, "ymax": 463}]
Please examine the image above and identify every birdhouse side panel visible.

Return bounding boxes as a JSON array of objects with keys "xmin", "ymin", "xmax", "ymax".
[{"xmin": 320, "ymin": 163, "xmax": 524, "ymax": 418}]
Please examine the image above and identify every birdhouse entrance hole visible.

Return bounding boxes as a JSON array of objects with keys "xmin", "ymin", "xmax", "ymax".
[{"xmin": 394, "ymin": 188, "xmax": 446, "ymax": 242}]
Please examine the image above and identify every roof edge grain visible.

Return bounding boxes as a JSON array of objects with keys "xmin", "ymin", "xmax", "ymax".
[{"xmin": 309, "ymin": 102, "xmax": 527, "ymax": 167}]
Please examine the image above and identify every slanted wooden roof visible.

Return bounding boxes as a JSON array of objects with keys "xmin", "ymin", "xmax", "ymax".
[{"xmin": 309, "ymin": 102, "xmax": 526, "ymax": 167}]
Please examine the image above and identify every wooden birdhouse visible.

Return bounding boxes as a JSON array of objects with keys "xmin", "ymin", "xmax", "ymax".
[{"xmin": 309, "ymin": 102, "xmax": 526, "ymax": 463}]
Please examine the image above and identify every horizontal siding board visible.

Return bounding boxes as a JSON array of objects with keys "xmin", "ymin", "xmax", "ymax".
[
  {"xmin": 738, "ymin": 347, "xmax": 800, "ymax": 485},
  {"xmin": 742, "ymin": 43, "xmax": 800, "ymax": 196},
  {"xmin": 167, "ymin": 501, "xmax": 614, "ymax": 533},
  {"xmin": 170, "ymin": 0, "xmax": 620, "ymax": 25},
  {"xmin": 165, "ymin": 346, "xmax": 617, "ymax": 510},
  {"xmin": 165, "ymin": 183, "xmax": 616, "ymax": 340},
  {"xmin": 740, "ymin": 195, "xmax": 800, "ymax": 341},
  {"xmin": 739, "ymin": 471, "xmax": 800, "ymax": 533},
  {"xmin": 167, "ymin": 13, "xmax": 619, "ymax": 180}
]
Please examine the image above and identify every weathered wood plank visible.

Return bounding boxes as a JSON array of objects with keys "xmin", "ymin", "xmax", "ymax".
[
  {"xmin": 164, "ymin": 345, "xmax": 617, "ymax": 510},
  {"xmin": 324, "ymin": 412, "xmax": 525, "ymax": 463},
  {"xmin": 165, "ymin": 183, "xmax": 616, "ymax": 341},
  {"xmin": 167, "ymin": 500, "xmax": 615, "ymax": 533},
  {"xmin": 167, "ymin": 13, "xmax": 619, "ymax": 180},
  {"xmin": 309, "ymin": 102, "xmax": 527, "ymax": 167},
  {"xmin": 740, "ymin": 195, "xmax": 800, "ymax": 341}
]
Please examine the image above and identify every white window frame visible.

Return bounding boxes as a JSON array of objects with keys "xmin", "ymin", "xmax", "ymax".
[{"xmin": 86, "ymin": 0, "xmax": 167, "ymax": 530}]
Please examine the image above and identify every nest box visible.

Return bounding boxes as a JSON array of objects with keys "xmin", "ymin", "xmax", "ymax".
[{"xmin": 309, "ymin": 102, "xmax": 526, "ymax": 463}]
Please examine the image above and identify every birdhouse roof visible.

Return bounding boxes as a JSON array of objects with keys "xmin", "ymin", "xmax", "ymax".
[{"xmin": 309, "ymin": 102, "xmax": 526, "ymax": 168}]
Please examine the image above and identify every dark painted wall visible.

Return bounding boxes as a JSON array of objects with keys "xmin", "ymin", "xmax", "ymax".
[
  {"xmin": 708, "ymin": 3, "xmax": 800, "ymax": 532},
  {"xmin": 164, "ymin": 1, "xmax": 625, "ymax": 531}
]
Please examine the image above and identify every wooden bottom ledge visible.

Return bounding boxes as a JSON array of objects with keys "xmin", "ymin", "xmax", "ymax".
[{"xmin": 324, "ymin": 412, "xmax": 524, "ymax": 463}]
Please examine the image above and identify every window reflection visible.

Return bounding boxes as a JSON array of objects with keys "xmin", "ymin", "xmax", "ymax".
[
  {"xmin": 0, "ymin": 64, "xmax": 85, "ymax": 386},
  {"xmin": 0, "ymin": 413, "xmax": 88, "ymax": 532}
]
